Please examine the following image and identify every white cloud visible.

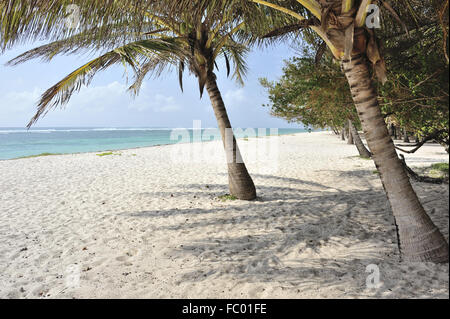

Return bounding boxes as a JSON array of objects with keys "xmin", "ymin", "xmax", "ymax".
[
  {"xmin": 1, "ymin": 82, "xmax": 128, "ymax": 116},
  {"xmin": 202, "ymin": 88, "xmax": 246, "ymax": 113},
  {"xmin": 1, "ymin": 81, "xmax": 181, "ymax": 123},
  {"xmin": 69, "ymin": 81, "xmax": 127, "ymax": 113},
  {"xmin": 129, "ymin": 89, "xmax": 181, "ymax": 113},
  {"xmin": 3, "ymin": 87, "xmax": 42, "ymax": 113},
  {"xmin": 151, "ymin": 94, "xmax": 181, "ymax": 112},
  {"xmin": 223, "ymin": 88, "xmax": 246, "ymax": 106}
]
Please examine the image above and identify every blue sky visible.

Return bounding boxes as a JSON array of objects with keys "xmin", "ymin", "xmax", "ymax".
[{"xmin": 0, "ymin": 42, "xmax": 301, "ymax": 129}]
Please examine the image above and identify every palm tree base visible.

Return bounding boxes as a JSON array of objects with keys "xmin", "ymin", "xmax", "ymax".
[{"xmin": 228, "ymin": 164, "xmax": 257, "ymax": 200}]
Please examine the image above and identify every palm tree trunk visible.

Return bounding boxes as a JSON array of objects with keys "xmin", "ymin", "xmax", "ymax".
[
  {"xmin": 345, "ymin": 121, "xmax": 349, "ymax": 139},
  {"xmin": 403, "ymin": 128, "xmax": 410, "ymax": 143},
  {"xmin": 205, "ymin": 73, "xmax": 256, "ymax": 200},
  {"xmin": 389, "ymin": 124, "xmax": 395, "ymax": 138},
  {"xmin": 341, "ymin": 127, "xmax": 346, "ymax": 141},
  {"xmin": 342, "ymin": 54, "xmax": 448, "ymax": 263},
  {"xmin": 347, "ymin": 119, "xmax": 354, "ymax": 144},
  {"xmin": 349, "ymin": 120, "xmax": 372, "ymax": 159}
]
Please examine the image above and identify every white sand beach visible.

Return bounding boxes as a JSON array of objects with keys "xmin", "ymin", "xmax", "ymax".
[{"xmin": 0, "ymin": 131, "xmax": 448, "ymax": 299}]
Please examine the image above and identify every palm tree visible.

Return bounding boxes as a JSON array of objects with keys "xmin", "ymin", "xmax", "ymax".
[
  {"xmin": 250, "ymin": 0, "xmax": 448, "ymax": 262},
  {"xmin": 0, "ymin": 0, "xmax": 258, "ymax": 200},
  {"xmin": 348, "ymin": 119, "xmax": 371, "ymax": 159},
  {"xmin": 346, "ymin": 119, "xmax": 354, "ymax": 145}
]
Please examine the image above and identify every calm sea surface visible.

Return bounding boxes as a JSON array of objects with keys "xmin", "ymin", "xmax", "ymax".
[{"xmin": 0, "ymin": 127, "xmax": 309, "ymax": 160}]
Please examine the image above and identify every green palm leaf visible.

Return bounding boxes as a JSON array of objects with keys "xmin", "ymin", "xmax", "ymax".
[
  {"xmin": 27, "ymin": 38, "xmax": 182, "ymax": 127},
  {"xmin": 2, "ymin": 0, "xmax": 273, "ymax": 126}
]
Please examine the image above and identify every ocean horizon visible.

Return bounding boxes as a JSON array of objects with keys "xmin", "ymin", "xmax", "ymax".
[{"xmin": 0, "ymin": 126, "xmax": 310, "ymax": 160}]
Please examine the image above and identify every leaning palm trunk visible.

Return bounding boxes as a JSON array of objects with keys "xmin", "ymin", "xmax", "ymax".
[
  {"xmin": 347, "ymin": 119, "xmax": 354, "ymax": 145},
  {"xmin": 389, "ymin": 124, "xmax": 396, "ymax": 138},
  {"xmin": 205, "ymin": 73, "xmax": 257, "ymax": 200},
  {"xmin": 342, "ymin": 54, "xmax": 449, "ymax": 263},
  {"xmin": 403, "ymin": 128, "xmax": 410, "ymax": 143},
  {"xmin": 349, "ymin": 120, "xmax": 371, "ymax": 158}
]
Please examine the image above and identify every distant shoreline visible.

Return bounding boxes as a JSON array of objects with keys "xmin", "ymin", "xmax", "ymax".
[{"xmin": 1, "ymin": 128, "xmax": 312, "ymax": 161}]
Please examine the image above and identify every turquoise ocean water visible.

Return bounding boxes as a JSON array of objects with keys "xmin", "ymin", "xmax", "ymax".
[{"xmin": 0, "ymin": 127, "xmax": 309, "ymax": 160}]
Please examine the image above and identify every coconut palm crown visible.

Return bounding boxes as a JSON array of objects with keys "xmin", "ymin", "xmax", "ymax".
[
  {"xmin": 2, "ymin": 1, "xmax": 249, "ymax": 125},
  {"xmin": 1, "ymin": 0, "xmax": 277, "ymax": 200}
]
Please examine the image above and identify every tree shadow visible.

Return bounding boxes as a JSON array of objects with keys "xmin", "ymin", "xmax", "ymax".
[
  {"xmin": 136, "ymin": 171, "xmax": 374, "ymax": 203},
  {"xmin": 244, "ymin": 173, "xmax": 333, "ymax": 190},
  {"xmin": 121, "ymin": 173, "xmax": 448, "ymax": 298}
]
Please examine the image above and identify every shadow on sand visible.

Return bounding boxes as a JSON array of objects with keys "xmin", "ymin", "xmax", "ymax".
[{"xmin": 123, "ymin": 172, "xmax": 449, "ymax": 298}]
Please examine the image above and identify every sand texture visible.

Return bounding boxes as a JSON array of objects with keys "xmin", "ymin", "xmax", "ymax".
[{"xmin": 0, "ymin": 131, "xmax": 448, "ymax": 298}]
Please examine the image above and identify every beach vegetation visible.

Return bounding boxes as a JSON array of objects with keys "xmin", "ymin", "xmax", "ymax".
[
  {"xmin": 251, "ymin": 0, "xmax": 449, "ymax": 262},
  {"xmin": 429, "ymin": 163, "xmax": 449, "ymax": 179},
  {"xmin": 260, "ymin": 55, "xmax": 371, "ymax": 158},
  {"xmin": 17, "ymin": 152, "xmax": 61, "ymax": 159},
  {"xmin": 218, "ymin": 194, "xmax": 238, "ymax": 201},
  {"xmin": 431, "ymin": 163, "xmax": 449, "ymax": 173},
  {"xmin": 96, "ymin": 152, "xmax": 121, "ymax": 157}
]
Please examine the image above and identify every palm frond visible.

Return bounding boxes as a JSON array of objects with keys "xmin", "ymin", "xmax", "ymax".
[
  {"xmin": 222, "ymin": 42, "xmax": 249, "ymax": 85},
  {"xmin": 28, "ymin": 51, "xmax": 121, "ymax": 128},
  {"xmin": 224, "ymin": 52, "xmax": 231, "ymax": 77},
  {"xmin": 6, "ymin": 22, "xmax": 164, "ymax": 66},
  {"xmin": 262, "ymin": 20, "xmax": 318, "ymax": 38},
  {"xmin": 27, "ymin": 38, "xmax": 182, "ymax": 127},
  {"xmin": 178, "ymin": 60, "xmax": 185, "ymax": 92},
  {"xmin": 0, "ymin": 0, "xmax": 168, "ymax": 52}
]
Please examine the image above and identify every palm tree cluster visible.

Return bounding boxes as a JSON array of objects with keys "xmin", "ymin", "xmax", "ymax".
[{"xmin": 0, "ymin": 0, "xmax": 448, "ymax": 263}]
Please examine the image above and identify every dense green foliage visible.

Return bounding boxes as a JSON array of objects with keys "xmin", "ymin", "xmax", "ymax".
[
  {"xmin": 378, "ymin": 0, "xmax": 449, "ymax": 147},
  {"xmin": 260, "ymin": 53, "xmax": 358, "ymax": 131},
  {"xmin": 260, "ymin": 0, "xmax": 449, "ymax": 149}
]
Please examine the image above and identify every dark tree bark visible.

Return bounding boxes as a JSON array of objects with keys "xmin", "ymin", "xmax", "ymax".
[
  {"xmin": 342, "ymin": 54, "xmax": 448, "ymax": 263},
  {"xmin": 347, "ymin": 119, "xmax": 354, "ymax": 144},
  {"xmin": 341, "ymin": 127, "xmax": 346, "ymax": 140},
  {"xmin": 389, "ymin": 123, "xmax": 396, "ymax": 138},
  {"xmin": 414, "ymin": 134, "xmax": 420, "ymax": 144},
  {"xmin": 331, "ymin": 126, "xmax": 339, "ymax": 135},
  {"xmin": 205, "ymin": 73, "xmax": 256, "ymax": 200},
  {"xmin": 403, "ymin": 128, "xmax": 410, "ymax": 143},
  {"xmin": 394, "ymin": 125, "xmax": 399, "ymax": 140},
  {"xmin": 349, "ymin": 121, "xmax": 372, "ymax": 158},
  {"xmin": 395, "ymin": 129, "xmax": 447, "ymax": 154}
]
